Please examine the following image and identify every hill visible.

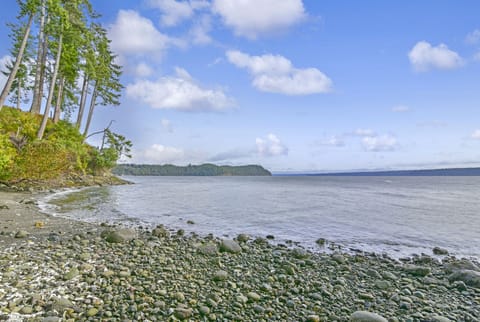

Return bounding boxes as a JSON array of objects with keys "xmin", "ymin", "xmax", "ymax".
[
  {"xmin": 298, "ymin": 167, "xmax": 480, "ymax": 176},
  {"xmin": 113, "ymin": 163, "xmax": 272, "ymax": 176}
]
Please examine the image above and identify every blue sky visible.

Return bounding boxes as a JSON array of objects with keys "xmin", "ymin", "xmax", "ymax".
[{"xmin": 1, "ymin": 0, "xmax": 480, "ymax": 172}]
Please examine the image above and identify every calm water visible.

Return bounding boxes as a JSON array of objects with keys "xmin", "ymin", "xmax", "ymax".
[{"xmin": 40, "ymin": 176, "xmax": 480, "ymax": 259}]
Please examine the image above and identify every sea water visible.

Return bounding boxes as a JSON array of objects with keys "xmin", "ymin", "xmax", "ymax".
[{"xmin": 39, "ymin": 176, "xmax": 480, "ymax": 259}]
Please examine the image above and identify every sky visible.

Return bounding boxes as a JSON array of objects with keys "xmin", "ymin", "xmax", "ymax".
[{"xmin": 1, "ymin": 0, "xmax": 480, "ymax": 172}]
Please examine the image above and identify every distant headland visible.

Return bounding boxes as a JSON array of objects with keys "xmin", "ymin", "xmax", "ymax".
[
  {"xmin": 276, "ymin": 167, "xmax": 480, "ymax": 176},
  {"xmin": 113, "ymin": 163, "xmax": 272, "ymax": 176}
]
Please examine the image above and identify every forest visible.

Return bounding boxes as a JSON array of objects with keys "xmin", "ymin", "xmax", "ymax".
[
  {"xmin": 0, "ymin": 0, "xmax": 131, "ymax": 183},
  {"xmin": 113, "ymin": 164, "xmax": 272, "ymax": 176}
]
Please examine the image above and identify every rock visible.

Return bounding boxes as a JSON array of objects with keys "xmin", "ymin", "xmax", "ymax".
[
  {"xmin": 316, "ymin": 238, "xmax": 326, "ymax": 246},
  {"xmin": 103, "ymin": 228, "xmax": 137, "ymax": 243},
  {"xmin": 433, "ymin": 247, "xmax": 449, "ymax": 255},
  {"xmin": 174, "ymin": 292, "xmax": 185, "ymax": 302},
  {"xmin": 247, "ymin": 292, "xmax": 261, "ymax": 302},
  {"xmin": 174, "ymin": 307, "xmax": 192, "ymax": 320},
  {"xmin": 307, "ymin": 315, "xmax": 320, "ymax": 322},
  {"xmin": 381, "ymin": 271, "xmax": 397, "ymax": 280},
  {"xmin": 374, "ymin": 280, "xmax": 390, "ymax": 290},
  {"xmin": 186, "ymin": 220, "xmax": 195, "ymax": 224},
  {"xmin": 444, "ymin": 259, "xmax": 479, "ymax": 273},
  {"xmin": 291, "ymin": 248, "xmax": 310, "ymax": 259},
  {"xmin": 20, "ymin": 306, "xmax": 33, "ymax": 314},
  {"xmin": 197, "ymin": 242, "xmax": 218, "ymax": 256},
  {"xmin": 404, "ymin": 264, "xmax": 431, "ymax": 277},
  {"xmin": 15, "ymin": 230, "xmax": 29, "ymax": 238},
  {"xmin": 429, "ymin": 316, "xmax": 452, "ymax": 322},
  {"xmin": 213, "ymin": 270, "xmax": 228, "ymax": 281},
  {"xmin": 366, "ymin": 269, "xmax": 382, "ymax": 279},
  {"xmin": 448, "ymin": 270, "xmax": 480, "ymax": 288},
  {"xmin": 236, "ymin": 233, "xmax": 250, "ymax": 243},
  {"xmin": 0, "ymin": 204, "xmax": 9, "ymax": 209},
  {"xmin": 452, "ymin": 280, "xmax": 467, "ymax": 291},
  {"xmin": 48, "ymin": 233, "xmax": 61, "ymax": 242},
  {"xmin": 43, "ymin": 318, "xmax": 61, "ymax": 322},
  {"xmin": 332, "ymin": 254, "xmax": 345, "ymax": 264},
  {"xmin": 86, "ymin": 308, "xmax": 99, "ymax": 317},
  {"xmin": 51, "ymin": 298, "xmax": 74, "ymax": 313},
  {"xmin": 219, "ymin": 239, "xmax": 242, "ymax": 253},
  {"xmin": 199, "ymin": 306, "xmax": 210, "ymax": 315},
  {"xmin": 350, "ymin": 311, "xmax": 388, "ymax": 322},
  {"xmin": 152, "ymin": 226, "xmax": 169, "ymax": 238},
  {"xmin": 63, "ymin": 267, "xmax": 79, "ymax": 281}
]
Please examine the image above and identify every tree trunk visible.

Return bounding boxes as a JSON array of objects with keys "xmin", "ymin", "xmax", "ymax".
[
  {"xmin": 16, "ymin": 81, "xmax": 21, "ymax": 109},
  {"xmin": 83, "ymin": 81, "xmax": 97, "ymax": 137},
  {"xmin": 30, "ymin": 1, "xmax": 46, "ymax": 114},
  {"xmin": 37, "ymin": 33, "xmax": 63, "ymax": 139},
  {"xmin": 53, "ymin": 76, "xmax": 65, "ymax": 123},
  {"xmin": 76, "ymin": 75, "xmax": 89, "ymax": 129},
  {"xmin": 0, "ymin": 14, "xmax": 33, "ymax": 111}
]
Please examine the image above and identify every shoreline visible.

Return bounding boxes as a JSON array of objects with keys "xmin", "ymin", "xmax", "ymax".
[{"xmin": 1, "ymin": 191, "xmax": 480, "ymax": 321}]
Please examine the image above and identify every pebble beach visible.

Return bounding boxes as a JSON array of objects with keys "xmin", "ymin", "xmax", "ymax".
[{"xmin": 1, "ymin": 191, "xmax": 480, "ymax": 321}]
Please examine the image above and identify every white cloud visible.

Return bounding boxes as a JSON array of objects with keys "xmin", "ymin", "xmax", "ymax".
[
  {"xmin": 317, "ymin": 136, "xmax": 345, "ymax": 147},
  {"xmin": 392, "ymin": 105, "xmax": 410, "ymax": 113},
  {"xmin": 212, "ymin": 0, "xmax": 305, "ymax": 39},
  {"xmin": 0, "ymin": 55, "xmax": 12, "ymax": 91},
  {"xmin": 134, "ymin": 144, "xmax": 185, "ymax": 163},
  {"xmin": 353, "ymin": 128, "xmax": 376, "ymax": 137},
  {"xmin": 189, "ymin": 15, "xmax": 212, "ymax": 45},
  {"xmin": 134, "ymin": 62, "xmax": 153, "ymax": 77},
  {"xmin": 408, "ymin": 41, "xmax": 463, "ymax": 72},
  {"xmin": 466, "ymin": 29, "xmax": 480, "ymax": 44},
  {"xmin": 256, "ymin": 134, "xmax": 288, "ymax": 157},
  {"xmin": 161, "ymin": 119, "xmax": 173, "ymax": 132},
  {"xmin": 108, "ymin": 10, "xmax": 172, "ymax": 57},
  {"xmin": 147, "ymin": 0, "xmax": 194, "ymax": 26},
  {"xmin": 472, "ymin": 129, "xmax": 480, "ymax": 139},
  {"xmin": 226, "ymin": 50, "xmax": 332, "ymax": 95},
  {"xmin": 362, "ymin": 135, "xmax": 398, "ymax": 152},
  {"xmin": 126, "ymin": 67, "xmax": 233, "ymax": 112}
]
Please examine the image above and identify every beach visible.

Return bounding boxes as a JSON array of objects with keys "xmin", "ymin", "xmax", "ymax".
[{"xmin": 0, "ymin": 190, "xmax": 479, "ymax": 321}]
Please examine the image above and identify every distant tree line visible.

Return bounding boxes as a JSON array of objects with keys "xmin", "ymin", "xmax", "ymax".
[{"xmin": 113, "ymin": 164, "xmax": 272, "ymax": 176}]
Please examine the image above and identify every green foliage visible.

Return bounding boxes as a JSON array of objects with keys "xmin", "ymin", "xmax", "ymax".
[
  {"xmin": 0, "ymin": 134, "xmax": 16, "ymax": 179},
  {"xmin": 113, "ymin": 164, "xmax": 272, "ymax": 176},
  {"xmin": 88, "ymin": 129, "xmax": 132, "ymax": 174},
  {"xmin": 0, "ymin": 107, "xmax": 130, "ymax": 181}
]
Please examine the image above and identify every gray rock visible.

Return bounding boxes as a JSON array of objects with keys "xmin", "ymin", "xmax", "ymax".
[
  {"xmin": 444, "ymin": 259, "xmax": 479, "ymax": 273},
  {"xmin": 152, "ymin": 226, "xmax": 169, "ymax": 238},
  {"xmin": 199, "ymin": 305, "xmax": 210, "ymax": 315},
  {"xmin": 247, "ymin": 292, "xmax": 261, "ymax": 302},
  {"xmin": 219, "ymin": 239, "xmax": 242, "ymax": 253},
  {"xmin": 213, "ymin": 270, "xmax": 228, "ymax": 281},
  {"xmin": 174, "ymin": 307, "xmax": 192, "ymax": 320},
  {"xmin": 433, "ymin": 247, "xmax": 449, "ymax": 255},
  {"xmin": 404, "ymin": 264, "xmax": 431, "ymax": 277},
  {"xmin": 197, "ymin": 242, "xmax": 218, "ymax": 256},
  {"xmin": 350, "ymin": 311, "xmax": 388, "ymax": 322},
  {"xmin": 429, "ymin": 316, "xmax": 452, "ymax": 322},
  {"xmin": 51, "ymin": 298, "xmax": 74, "ymax": 313},
  {"xmin": 63, "ymin": 267, "xmax": 79, "ymax": 281},
  {"xmin": 236, "ymin": 233, "xmax": 250, "ymax": 243},
  {"xmin": 332, "ymin": 253, "xmax": 345, "ymax": 264},
  {"xmin": 43, "ymin": 318, "xmax": 61, "ymax": 322},
  {"xmin": 103, "ymin": 228, "xmax": 137, "ymax": 243},
  {"xmin": 15, "ymin": 230, "xmax": 29, "ymax": 238},
  {"xmin": 448, "ymin": 269, "xmax": 480, "ymax": 288}
]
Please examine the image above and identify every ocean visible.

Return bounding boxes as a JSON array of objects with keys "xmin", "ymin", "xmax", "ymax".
[{"xmin": 39, "ymin": 176, "xmax": 480, "ymax": 260}]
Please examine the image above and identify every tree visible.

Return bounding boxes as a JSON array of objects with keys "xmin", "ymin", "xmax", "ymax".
[
  {"xmin": 0, "ymin": 0, "xmax": 38, "ymax": 111},
  {"xmin": 83, "ymin": 25, "xmax": 123, "ymax": 137}
]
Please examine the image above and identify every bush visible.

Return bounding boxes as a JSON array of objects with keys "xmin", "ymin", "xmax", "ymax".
[{"xmin": 0, "ymin": 133, "xmax": 16, "ymax": 180}]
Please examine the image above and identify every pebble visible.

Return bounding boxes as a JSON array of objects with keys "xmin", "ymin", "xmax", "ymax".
[{"xmin": 351, "ymin": 311, "xmax": 388, "ymax": 322}]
